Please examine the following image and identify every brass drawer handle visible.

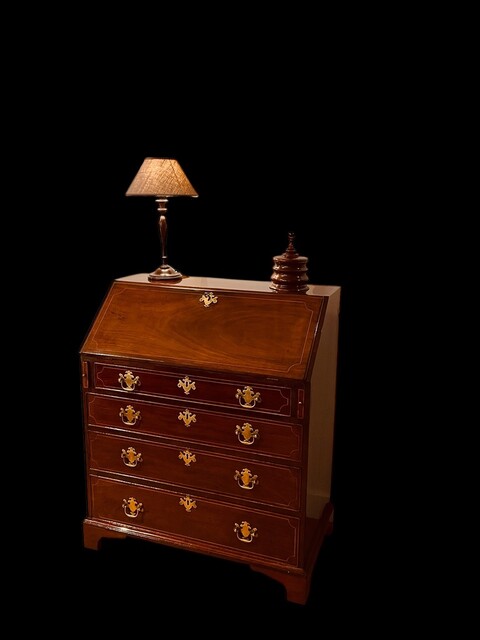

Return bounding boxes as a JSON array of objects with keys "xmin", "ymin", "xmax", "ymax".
[
  {"xmin": 122, "ymin": 497, "xmax": 143, "ymax": 518},
  {"xmin": 118, "ymin": 370, "xmax": 140, "ymax": 391},
  {"xmin": 235, "ymin": 386, "xmax": 261, "ymax": 408},
  {"xmin": 234, "ymin": 521, "xmax": 258, "ymax": 543},
  {"xmin": 121, "ymin": 446, "xmax": 142, "ymax": 468},
  {"xmin": 235, "ymin": 422, "xmax": 259, "ymax": 445},
  {"xmin": 119, "ymin": 405, "xmax": 141, "ymax": 426},
  {"xmin": 234, "ymin": 468, "xmax": 258, "ymax": 490}
]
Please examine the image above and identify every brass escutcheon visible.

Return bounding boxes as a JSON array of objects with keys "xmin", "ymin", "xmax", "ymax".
[
  {"xmin": 199, "ymin": 292, "xmax": 218, "ymax": 308},
  {"xmin": 177, "ymin": 376, "xmax": 196, "ymax": 395},
  {"xmin": 178, "ymin": 449, "xmax": 196, "ymax": 466},
  {"xmin": 179, "ymin": 496, "xmax": 197, "ymax": 512},
  {"xmin": 178, "ymin": 409, "xmax": 197, "ymax": 427}
]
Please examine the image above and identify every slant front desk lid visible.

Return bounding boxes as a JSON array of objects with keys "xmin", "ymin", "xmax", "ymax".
[{"xmin": 81, "ymin": 274, "xmax": 339, "ymax": 381}]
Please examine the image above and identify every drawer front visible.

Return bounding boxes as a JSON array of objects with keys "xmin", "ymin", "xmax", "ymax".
[
  {"xmin": 93, "ymin": 364, "xmax": 293, "ymax": 417},
  {"xmin": 89, "ymin": 475, "xmax": 299, "ymax": 564},
  {"xmin": 87, "ymin": 393, "xmax": 302, "ymax": 461},
  {"xmin": 88, "ymin": 432, "xmax": 300, "ymax": 510}
]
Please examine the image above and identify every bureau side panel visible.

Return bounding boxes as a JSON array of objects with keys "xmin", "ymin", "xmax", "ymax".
[{"xmin": 306, "ymin": 289, "xmax": 341, "ymax": 518}]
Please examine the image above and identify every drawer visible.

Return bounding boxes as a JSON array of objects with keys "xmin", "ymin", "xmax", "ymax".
[
  {"xmin": 93, "ymin": 364, "xmax": 293, "ymax": 417},
  {"xmin": 87, "ymin": 393, "xmax": 302, "ymax": 461},
  {"xmin": 88, "ymin": 431, "xmax": 300, "ymax": 510},
  {"xmin": 89, "ymin": 475, "xmax": 299, "ymax": 565}
]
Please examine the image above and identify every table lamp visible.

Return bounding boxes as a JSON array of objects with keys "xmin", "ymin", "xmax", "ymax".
[{"xmin": 126, "ymin": 157, "xmax": 198, "ymax": 281}]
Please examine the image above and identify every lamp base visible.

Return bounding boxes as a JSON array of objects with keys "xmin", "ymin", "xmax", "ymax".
[{"xmin": 148, "ymin": 264, "xmax": 183, "ymax": 281}]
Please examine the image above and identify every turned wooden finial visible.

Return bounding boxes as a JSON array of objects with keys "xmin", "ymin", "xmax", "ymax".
[{"xmin": 269, "ymin": 232, "xmax": 309, "ymax": 293}]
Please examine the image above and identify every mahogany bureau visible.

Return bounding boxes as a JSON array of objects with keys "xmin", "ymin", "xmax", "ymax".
[{"xmin": 80, "ymin": 273, "xmax": 341, "ymax": 604}]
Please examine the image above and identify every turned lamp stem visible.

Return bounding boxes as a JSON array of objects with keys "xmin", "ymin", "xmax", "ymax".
[
  {"xmin": 157, "ymin": 198, "xmax": 169, "ymax": 269},
  {"xmin": 147, "ymin": 197, "xmax": 182, "ymax": 281}
]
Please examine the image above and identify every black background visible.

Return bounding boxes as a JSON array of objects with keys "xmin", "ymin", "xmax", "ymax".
[{"xmin": 17, "ymin": 26, "xmax": 406, "ymax": 627}]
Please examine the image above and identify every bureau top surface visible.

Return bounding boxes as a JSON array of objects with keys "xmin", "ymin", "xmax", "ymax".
[
  {"xmin": 80, "ymin": 274, "xmax": 340, "ymax": 380},
  {"xmin": 116, "ymin": 273, "xmax": 341, "ymax": 297}
]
